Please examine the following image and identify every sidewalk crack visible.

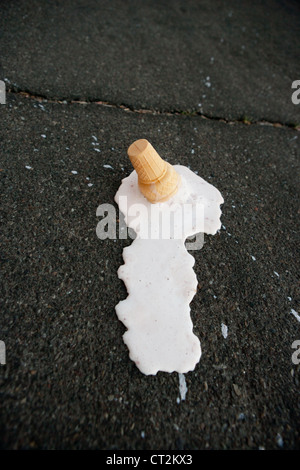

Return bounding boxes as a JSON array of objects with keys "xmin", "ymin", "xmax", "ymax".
[{"xmin": 6, "ymin": 85, "xmax": 299, "ymax": 131}]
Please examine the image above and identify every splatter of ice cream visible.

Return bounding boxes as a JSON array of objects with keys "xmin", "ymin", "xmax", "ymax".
[{"xmin": 114, "ymin": 164, "xmax": 223, "ymax": 375}]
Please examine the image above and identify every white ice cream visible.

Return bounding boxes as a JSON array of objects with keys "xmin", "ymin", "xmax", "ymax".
[{"xmin": 115, "ymin": 165, "xmax": 223, "ymax": 375}]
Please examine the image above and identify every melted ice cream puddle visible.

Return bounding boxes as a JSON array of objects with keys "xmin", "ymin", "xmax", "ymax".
[{"xmin": 115, "ymin": 165, "xmax": 223, "ymax": 375}]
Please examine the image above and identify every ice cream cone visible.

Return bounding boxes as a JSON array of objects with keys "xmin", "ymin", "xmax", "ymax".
[{"xmin": 127, "ymin": 139, "xmax": 181, "ymax": 203}]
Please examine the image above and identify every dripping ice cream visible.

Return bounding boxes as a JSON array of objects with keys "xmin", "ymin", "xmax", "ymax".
[{"xmin": 115, "ymin": 139, "xmax": 223, "ymax": 375}]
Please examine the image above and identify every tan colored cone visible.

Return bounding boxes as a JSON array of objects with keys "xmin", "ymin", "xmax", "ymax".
[{"xmin": 127, "ymin": 139, "xmax": 181, "ymax": 203}]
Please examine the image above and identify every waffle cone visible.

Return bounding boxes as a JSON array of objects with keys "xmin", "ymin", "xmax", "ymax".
[{"xmin": 127, "ymin": 139, "xmax": 180, "ymax": 203}]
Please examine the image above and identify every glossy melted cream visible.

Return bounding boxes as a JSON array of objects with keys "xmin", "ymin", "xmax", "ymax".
[{"xmin": 115, "ymin": 165, "xmax": 223, "ymax": 375}]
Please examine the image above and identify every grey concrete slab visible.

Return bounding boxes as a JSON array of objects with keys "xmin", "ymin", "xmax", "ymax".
[
  {"xmin": 1, "ymin": 0, "xmax": 300, "ymax": 124},
  {"xmin": 0, "ymin": 93, "xmax": 299, "ymax": 449}
]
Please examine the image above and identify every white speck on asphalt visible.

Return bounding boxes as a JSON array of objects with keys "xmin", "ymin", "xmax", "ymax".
[
  {"xmin": 290, "ymin": 309, "xmax": 300, "ymax": 323},
  {"xmin": 221, "ymin": 323, "xmax": 228, "ymax": 339},
  {"xmin": 103, "ymin": 164, "xmax": 114, "ymax": 169},
  {"xmin": 25, "ymin": 165, "xmax": 32, "ymax": 170},
  {"xmin": 71, "ymin": 170, "xmax": 78, "ymax": 174},
  {"xmin": 276, "ymin": 433, "xmax": 284, "ymax": 448},
  {"xmin": 178, "ymin": 373, "xmax": 187, "ymax": 401}
]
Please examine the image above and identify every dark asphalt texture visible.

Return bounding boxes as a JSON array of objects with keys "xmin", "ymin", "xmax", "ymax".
[
  {"xmin": 1, "ymin": 0, "xmax": 300, "ymax": 124},
  {"xmin": 0, "ymin": 0, "xmax": 300, "ymax": 451}
]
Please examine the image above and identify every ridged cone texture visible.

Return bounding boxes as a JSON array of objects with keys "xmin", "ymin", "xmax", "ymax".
[
  {"xmin": 128, "ymin": 139, "xmax": 166, "ymax": 183},
  {"xmin": 127, "ymin": 139, "xmax": 180, "ymax": 203}
]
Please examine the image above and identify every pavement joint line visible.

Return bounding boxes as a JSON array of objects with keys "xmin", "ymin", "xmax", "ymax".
[{"xmin": 6, "ymin": 86, "xmax": 299, "ymax": 132}]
